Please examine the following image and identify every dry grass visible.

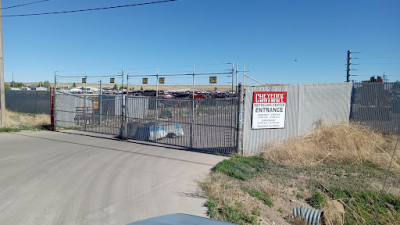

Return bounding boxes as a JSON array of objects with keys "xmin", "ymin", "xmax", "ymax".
[
  {"xmin": 202, "ymin": 173, "xmax": 252, "ymax": 211},
  {"xmin": 262, "ymin": 122, "xmax": 400, "ymax": 171},
  {"xmin": 2, "ymin": 110, "xmax": 50, "ymax": 129},
  {"xmin": 201, "ymin": 173, "xmax": 291, "ymax": 225},
  {"xmin": 321, "ymin": 199, "xmax": 345, "ymax": 225}
]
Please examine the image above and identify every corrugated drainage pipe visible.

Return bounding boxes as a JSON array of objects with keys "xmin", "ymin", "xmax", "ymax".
[{"xmin": 292, "ymin": 207, "xmax": 323, "ymax": 225}]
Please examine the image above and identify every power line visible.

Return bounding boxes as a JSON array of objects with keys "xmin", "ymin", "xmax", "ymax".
[
  {"xmin": 2, "ymin": 0, "xmax": 50, "ymax": 10},
  {"xmin": 358, "ymin": 62, "xmax": 400, "ymax": 65},
  {"xmin": 2, "ymin": 0, "xmax": 178, "ymax": 17}
]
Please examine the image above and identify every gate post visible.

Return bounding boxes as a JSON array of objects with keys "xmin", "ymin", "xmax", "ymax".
[
  {"xmin": 50, "ymin": 87, "xmax": 55, "ymax": 131},
  {"xmin": 236, "ymin": 83, "xmax": 244, "ymax": 155},
  {"xmin": 189, "ymin": 98, "xmax": 194, "ymax": 149},
  {"xmin": 122, "ymin": 94, "xmax": 127, "ymax": 139}
]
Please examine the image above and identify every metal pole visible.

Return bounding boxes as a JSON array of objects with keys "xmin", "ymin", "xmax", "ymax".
[
  {"xmin": 54, "ymin": 71, "xmax": 57, "ymax": 90},
  {"xmin": 121, "ymin": 68, "xmax": 127, "ymax": 139},
  {"xmin": 0, "ymin": 0, "xmax": 5, "ymax": 127},
  {"xmin": 99, "ymin": 80, "xmax": 102, "ymax": 125},
  {"xmin": 121, "ymin": 67, "xmax": 124, "ymax": 94},
  {"xmin": 154, "ymin": 67, "xmax": 159, "ymax": 142},
  {"xmin": 54, "ymin": 71, "xmax": 57, "ymax": 129},
  {"xmin": 190, "ymin": 65, "xmax": 195, "ymax": 149},
  {"xmin": 50, "ymin": 87, "xmax": 55, "ymax": 131},
  {"xmin": 237, "ymin": 83, "xmax": 244, "ymax": 154},
  {"xmin": 346, "ymin": 50, "xmax": 351, "ymax": 82},
  {"xmin": 192, "ymin": 64, "xmax": 195, "ymax": 99},
  {"xmin": 236, "ymin": 64, "xmax": 238, "ymax": 95},
  {"xmin": 156, "ymin": 66, "xmax": 159, "ymax": 98},
  {"xmin": 84, "ymin": 71, "xmax": 87, "ymax": 131},
  {"xmin": 243, "ymin": 64, "xmax": 246, "ymax": 89},
  {"xmin": 126, "ymin": 69, "xmax": 129, "ymax": 93},
  {"xmin": 231, "ymin": 62, "xmax": 234, "ymax": 94}
]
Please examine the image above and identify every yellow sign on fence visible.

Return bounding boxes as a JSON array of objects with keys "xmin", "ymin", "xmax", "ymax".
[
  {"xmin": 110, "ymin": 78, "xmax": 115, "ymax": 83},
  {"xmin": 159, "ymin": 77, "xmax": 165, "ymax": 84},
  {"xmin": 209, "ymin": 76, "xmax": 217, "ymax": 84},
  {"xmin": 82, "ymin": 77, "xmax": 86, "ymax": 83},
  {"xmin": 142, "ymin": 78, "xmax": 148, "ymax": 84}
]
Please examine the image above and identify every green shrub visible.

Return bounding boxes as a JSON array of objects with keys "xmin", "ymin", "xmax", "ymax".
[
  {"xmin": 215, "ymin": 156, "xmax": 268, "ymax": 180},
  {"xmin": 307, "ymin": 191, "xmax": 325, "ymax": 208},
  {"xmin": 205, "ymin": 200, "xmax": 218, "ymax": 218},
  {"xmin": 242, "ymin": 187, "xmax": 273, "ymax": 207}
]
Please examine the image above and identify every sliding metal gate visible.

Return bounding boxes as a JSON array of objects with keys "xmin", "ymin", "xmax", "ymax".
[{"xmin": 54, "ymin": 91, "xmax": 238, "ymax": 154}]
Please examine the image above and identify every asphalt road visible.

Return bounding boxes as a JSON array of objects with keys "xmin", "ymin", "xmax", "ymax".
[{"xmin": 0, "ymin": 130, "xmax": 226, "ymax": 225}]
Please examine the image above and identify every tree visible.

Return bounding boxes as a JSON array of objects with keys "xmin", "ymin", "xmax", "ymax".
[
  {"xmin": 140, "ymin": 86, "xmax": 143, "ymax": 91},
  {"xmin": 113, "ymin": 84, "xmax": 118, "ymax": 90},
  {"xmin": 43, "ymin": 81, "xmax": 51, "ymax": 87},
  {"xmin": 72, "ymin": 82, "xmax": 77, "ymax": 88},
  {"xmin": 38, "ymin": 81, "xmax": 43, "ymax": 87},
  {"xmin": 11, "ymin": 82, "xmax": 24, "ymax": 88},
  {"xmin": 214, "ymin": 87, "xmax": 218, "ymax": 92}
]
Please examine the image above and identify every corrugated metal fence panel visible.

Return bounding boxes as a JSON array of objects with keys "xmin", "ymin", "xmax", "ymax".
[
  {"xmin": 243, "ymin": 85, "xmax": 299, "ymax": 156},
  {"xmin": 350, "ymin": 82, "xmax": 400, "ymax": 133},
  {"xmin": 5, "ymin": 90, "xmax": 50, "ymax": 114},
  {"xmin": 298, "ymin": 83, "xmax": 352, "ymax": 134},
  {"xmin": 243, "ymin": 83, "xmax": 352, "ymax": 156}
]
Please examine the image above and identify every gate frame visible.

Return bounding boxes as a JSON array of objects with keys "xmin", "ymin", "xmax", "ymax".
[{"xmin": 53, "ymin": 66, "xmax": 241, "ymax": 155}]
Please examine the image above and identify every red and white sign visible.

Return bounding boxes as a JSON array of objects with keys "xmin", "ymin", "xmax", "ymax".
[{"xmin": 252, "ymin": 92, "xmax": 287, "ymax": 129}]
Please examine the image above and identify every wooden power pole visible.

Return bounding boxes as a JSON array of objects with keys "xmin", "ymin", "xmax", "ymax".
[{"xmin": 0, "ymin": 0, "xmax": 5, "ymax": 127}]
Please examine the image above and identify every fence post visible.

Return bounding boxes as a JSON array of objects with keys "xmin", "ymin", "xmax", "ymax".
[
  {"xmin": 99, "ymin": 80, "xmax": 102, "ymax": 125},
  {"xmin": 236, "ymin": 83, "xmax": 244, "ymax": 155},
  {"xmin": 190, "ymin": 98, "xmax": 194, "ymax": 149},
  {"xmin": 154, "ymin": 97, "xmax": 158, "ymax": 142},
  {"xmin": 122, "ymin": 94, "xmax": 127, "ymax": 139},
  {"xmin": 50, "ymin": 87, "xmax": 55, "ymax": 131},
  {"xmin": 84, "ymin": 74, "xmax": 87, "ymax": 131}
]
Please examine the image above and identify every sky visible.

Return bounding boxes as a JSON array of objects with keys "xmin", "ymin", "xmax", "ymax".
[{"xmin": 2, "ymin": 0, "xmax": 400, "ymax": 86}]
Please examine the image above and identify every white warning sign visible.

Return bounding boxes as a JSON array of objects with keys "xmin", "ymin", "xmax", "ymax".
[{"xmin": 252, "ymin": 92, "xmax": 287, "ymax": 129}]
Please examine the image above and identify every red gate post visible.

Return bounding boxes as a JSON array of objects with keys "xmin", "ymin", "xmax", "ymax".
[{"xmin": 50, "ymin": 87, "xmax": 55, "ymax": 131}]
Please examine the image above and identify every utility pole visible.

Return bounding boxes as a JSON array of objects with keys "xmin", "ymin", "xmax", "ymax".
[
  {"xmin": 346, "ymin": 50, "xmax": 351, "ymax": 82},
  {"xmin": 0, "ymin": 0, "xmax": 6, "ymax": 127}
]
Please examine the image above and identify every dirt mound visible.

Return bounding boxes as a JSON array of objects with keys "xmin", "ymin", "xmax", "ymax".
[{"xmin": 262, "ymin": 123, "xmax": 400, "ymax": 171}]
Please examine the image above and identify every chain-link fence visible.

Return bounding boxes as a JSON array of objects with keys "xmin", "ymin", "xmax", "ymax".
[
  {"xmin": 125, "ymin": 96, "xmax": 237, "ymax": 154},
  {"xmin": 5, "ymin": 90, "xmax": 50, "ymax": 114},
  {"xmin": 350, "ymin": 82, "xmax": 400, "ymax": 133},
  {"xmin": 54, "ymin": 91, "xmax": 238, "ymax": 154}
]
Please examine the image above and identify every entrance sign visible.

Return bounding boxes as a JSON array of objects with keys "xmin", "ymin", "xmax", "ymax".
[{"xmin": 252, "ymin": 92, "xmax": 287, "ymax": 129}]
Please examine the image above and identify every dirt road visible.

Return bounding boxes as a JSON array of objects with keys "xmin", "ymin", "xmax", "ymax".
[{"xmin": 0, "ymin": 131, "xmax": 225, "ymax": 225}]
